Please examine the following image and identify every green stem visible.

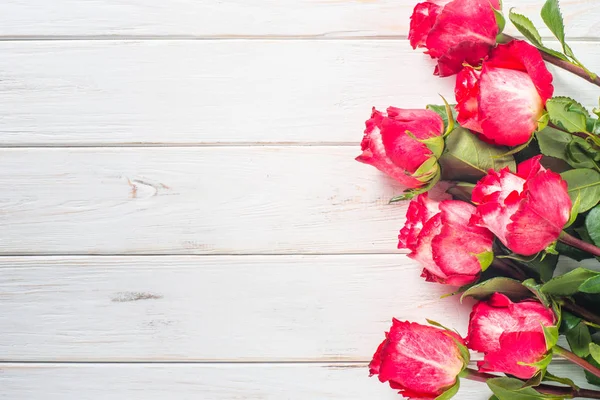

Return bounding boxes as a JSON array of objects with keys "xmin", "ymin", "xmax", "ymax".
[
  {"xmin": 559, "ymin": 231, "xmax": 600, "ymax": 258},
  {"xmin": 499, "ymin": 34, "xmax": 600, "ymax": 88},
  {"xmin": 562, "ymin": 300, "xmax": 600, "ymax": 327},
  {"xmin": 462, "ymin": 368, "xmax": 600, "ymax": 398},
  {"xmin": 492, "ymin": 258, "xmax": 528, "ymax": 281},
  {"xmin": 555, "ymin": 345, "xmax": 600, "ymax": 380}
]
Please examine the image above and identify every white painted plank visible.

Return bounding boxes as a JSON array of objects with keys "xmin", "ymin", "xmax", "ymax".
[
  {"xmin": 0, "ymin": 40, "xmax": 598, "ymax": 145},
  {"xmin": 0, "ymin": 147, "xmax": 411, "ymax": 255},
  {"xmin": 0, "ymin": 1, "xmax": 598, "ymax": 38},
  {"xmin": 0, "ymin": 362, "xmax": 591, "ymax": 400},
  {"xmin": 0, "ymin": 255, "xmax": 474, "ymax": 361}
]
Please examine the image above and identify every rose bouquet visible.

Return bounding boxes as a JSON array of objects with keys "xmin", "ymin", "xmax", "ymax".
[{"xmin": 358, "ymin": 1, "xmax": 600, "ymax": 398}]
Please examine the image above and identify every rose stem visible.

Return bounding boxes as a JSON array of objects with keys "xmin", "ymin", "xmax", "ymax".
[
  {"xmin": 491, "ymin": 258, "xmax": 528, "ymax": 281},
  {"xmin": 559, "ymin": 231, "xmax": 600, "ymax": 257},
  {"xmin": 555, "ymin": 345, "xmax": 600, "ymax": 380},
  {"xmin": 562, "ymin": 300, "xmax": 600, "ymax": 327},
  {"xmin": 499, "ymin": 34, "xmax": 600, "ymax": 88},
  {"xmin": 462, "ymin": 368, "xmax": 600, "ymax": 398}
]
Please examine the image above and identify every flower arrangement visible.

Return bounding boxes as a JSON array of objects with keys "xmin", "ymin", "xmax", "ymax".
[{"xmin": 358, "ymin": 0, "xmax": 600, "ymax": 398}]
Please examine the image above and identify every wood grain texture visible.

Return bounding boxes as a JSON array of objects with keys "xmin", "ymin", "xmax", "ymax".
[
  {"xmin": 0, "ymin": 0, "xmax": 598, "ymax": 38},
  {"xmin": 0, "ymin": 255, "xmax": 476, "ymax": 362},
  {"xmin": 0, "ymin": 147, "xmax": 413, "ymax": 255},
  {"xmin": 0, "ymin": 362, "xmax": 591, "ymax": 400},
  {"xmin": 0, "ymin": 40, "xmax": 599, "ymax": 146}
]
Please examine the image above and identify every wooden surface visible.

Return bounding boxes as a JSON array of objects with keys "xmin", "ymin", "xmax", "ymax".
[{"xmin": 2, "ymin": 1, "xmax": 600, "ymax": 399}]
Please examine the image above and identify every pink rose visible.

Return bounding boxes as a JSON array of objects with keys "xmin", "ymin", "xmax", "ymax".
[
  {"xmin": 356, "ymin": 107, "xmax": 443, "ymax": 189},
  {"xmin": 409, "ymin": 0, "xmax": 500, "ymax": 76},
  {"xmin": 370, "ymin": 319, "xmax": 467, "ymax": 398},
  {"xmin": 467, "ymin": 293, "xmax": 556, "ymax": 379},
  {"xmin": 471, "ymin": 156, "xmax": 571, "ymax": 256},
  {"xmin": 455, "ymin": 40, "xmax": 554, "ymax": 146},
  {"xmin": 398, "ymin": 193, "xmax": 494, "ymax": 286}
]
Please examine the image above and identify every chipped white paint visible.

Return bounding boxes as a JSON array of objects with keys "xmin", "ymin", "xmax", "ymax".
[{"xmin": 0, "ymin": 255, "xmax": 476, "ymax": 362}]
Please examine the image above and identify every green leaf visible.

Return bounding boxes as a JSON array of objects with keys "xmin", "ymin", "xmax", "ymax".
[
  {"xmin": 541, "ymin": 0, "xmax": 565, "ymax": 46},
  {"xmin": 435, "ymin": 380, "xmax": 460, "ymax": 400},
  {"xmin": 546, "ymin": 97, "xmax": 588, "ymax": 134},
  {"xmin": 535, "ymin": 127, "xmax": 571, "ymax": 159},
  {"xmin": 477, "ymin": 251, "xmax": 494, "ymax": 272},
  {"xmin": 389, "ymin": 168, "xmax": 442, "ymax": 203},
  {"xmin": 590, "ymin": 343, "xmax": 600, "ymax": 364},
  {"xmin": 487, "ymin": 377, "xmax": 565, "ymax": 399},
  {"xmin": 543, "ymin": 325, "xmax": 560, "ymax": 350},
  {"xmin": 524, "ymin": 253, "xmax": 558, "ymax": 282},
  {"xmin": 579, "ymin": 275, "xmax": 600, "ymax": 294},
  {"xmin": 523, "ymin": 370, "xmax": 544, "ymax": 388},
  {"xmin": 584, "ymin": 355, "xmax": 600, "ymax": 386},
  {"xmin": 412, "ymin": 155, "xmax": 440, "ymax": 181},
  {"xmin": 560, "ymin": 311, "xmax": 582, "ymax": 332},
  {"xmin": 561, "ymin": 168, "xmax": 600, "ymax": 213},
  {"xmin": 565, "ymin": 321, "xmax": 592, "ymax": 357},
  {"xmin": 489, "ymin": 397, "xmax": 500, "ymax": 400},
  {"xmin": 544, "ymin": 372, "xmax": 579, "ymax": 389},
  {"xmin": 566, "ymin": 137, "xmax": 599, "ymax": 170},
  {"xmin": 508, "ymin": 10, "xmax": 544, "ymax": 48},
  {"xmin": 493, "ymin": 4, "xmax": 506, "ymax": 34},
  {"xmin": 538, "ymin": 111, "xmax": 550, "ymax": 131},
  {"xmin": 427, "ymin": 103, "xmax": 457, "ymax": 135},
  {"xmin": 461, "ymin": 277, "xmax": 531, "ymax": 303},
  {"xmin": 585, "ymin": 205, "xmax": 600, "ymax": 247},
  {"xmin": 440, "ymin": 128, "xmax": 516, "ymax": 182},
  {"xmin": 565, "ymin": 192, "xmax": 581, "ymax": 229},
  {"xmin": 541, "ymin": 267, "xmax": 600, "ymax": 296},
  {"xmin": 426, "ymin": 319, "xmax": 454, "ymax": 332},
  {"xmin": 521, "ymin": 279, "xmax": 552, "ymax": 307}
]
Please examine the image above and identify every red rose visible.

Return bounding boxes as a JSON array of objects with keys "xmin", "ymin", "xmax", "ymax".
[
  {"xmin": 466, "ymin": 293, "xmax": 556, "ymax": 379},
  {"xmin": 471, "ymin": 156, "xmax": 571, "ymax": 256},
  {"xmin": 455, "ymin": 40, "xmax": 554, "ymax": 146},
  {"xmin": 370, "ymin": 319, "xmax": 467, "ymax": 398},
  {"xmin": 409, "ymin": 0, "xmax": 500, "ymax": 76},
  {"xmin": 398, "ymin": 193, "xmax": 494, "ymax": 286},
  {"xmin": 356, "ymin": 107, "xmax": 443, "ymax": 189}
]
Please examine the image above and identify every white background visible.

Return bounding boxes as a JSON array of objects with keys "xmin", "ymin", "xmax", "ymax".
[{"xmin": 0, "ymin": 1, "xmax": 599, "ymax": 398}]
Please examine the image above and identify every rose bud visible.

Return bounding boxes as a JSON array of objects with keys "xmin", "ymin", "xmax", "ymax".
[
  {"xmin": 467, "ymin": 293, "xmax": 556, "ymax": 379},
  {"xmin": 409, "ymin": 0, "xmax": 501, "ymax": 76},
  {"xmin": 356, "ymin": 107, "xmax": 444, "ymax": 189},
  {"xmin": 398, "ymin": 193, "xmax": 494, "ymax": 286},
  {"xmin": 471, "ymin": 155, "xmax": 572, "ymax": 256},
  {"xmin": 455, "ymin": 40, "xmax": 554, "ymax": 146},
  {"xmin": 370, "ymin": 319, "xmax": 468, "ymax": 398}
]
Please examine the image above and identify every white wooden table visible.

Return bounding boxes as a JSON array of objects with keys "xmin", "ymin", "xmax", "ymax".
[{"xmin": 1, "ymin": 1, "xmax": 599, "ymax": 398}]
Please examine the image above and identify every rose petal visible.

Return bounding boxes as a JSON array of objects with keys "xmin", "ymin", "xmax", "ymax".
[
  {"xmin": 431, "ymin": 200, "xmax": 494, "ymax": 285},
  {"xmin": 467, "ymin": 293, "xmax": 555, "ymax": 354},
  {"xmin": 455, "ymin": 66, "xmax": 483, "ymax": 132},
  {"xmin": 478, "ymin": 331, "xmax": 548, "ymax": 379},
  {"xmin": 399, "ymin": 194, "xmax": 442, "ymax": 252},
  {"xmin": 409, "ymin": 2, "xmax": 444, "ymax": 49},
  {"xmin": 506, "ymin": 169, "xmax": 571, "ymax": 255},
  {"xmin": 488, "ymin": 40, "xmax": 554, "ymax": 103},
  {"xmin": 356, "ymin": 107, "xmax": 443, "ymax": 188},
  {"xmin": 426, "ymin": 0, "xmax": 498, "ymax": 59},
  {"xmin": 374, "ymin": 320, "xmax": 465, "ymax": 398},
  {"xmin": 472, "ymin": 169, "xmax": 526, "ymax": 246},
  {"xmin": 478, "ymin": 65, "xmax": 544, "ymax": 146}
]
